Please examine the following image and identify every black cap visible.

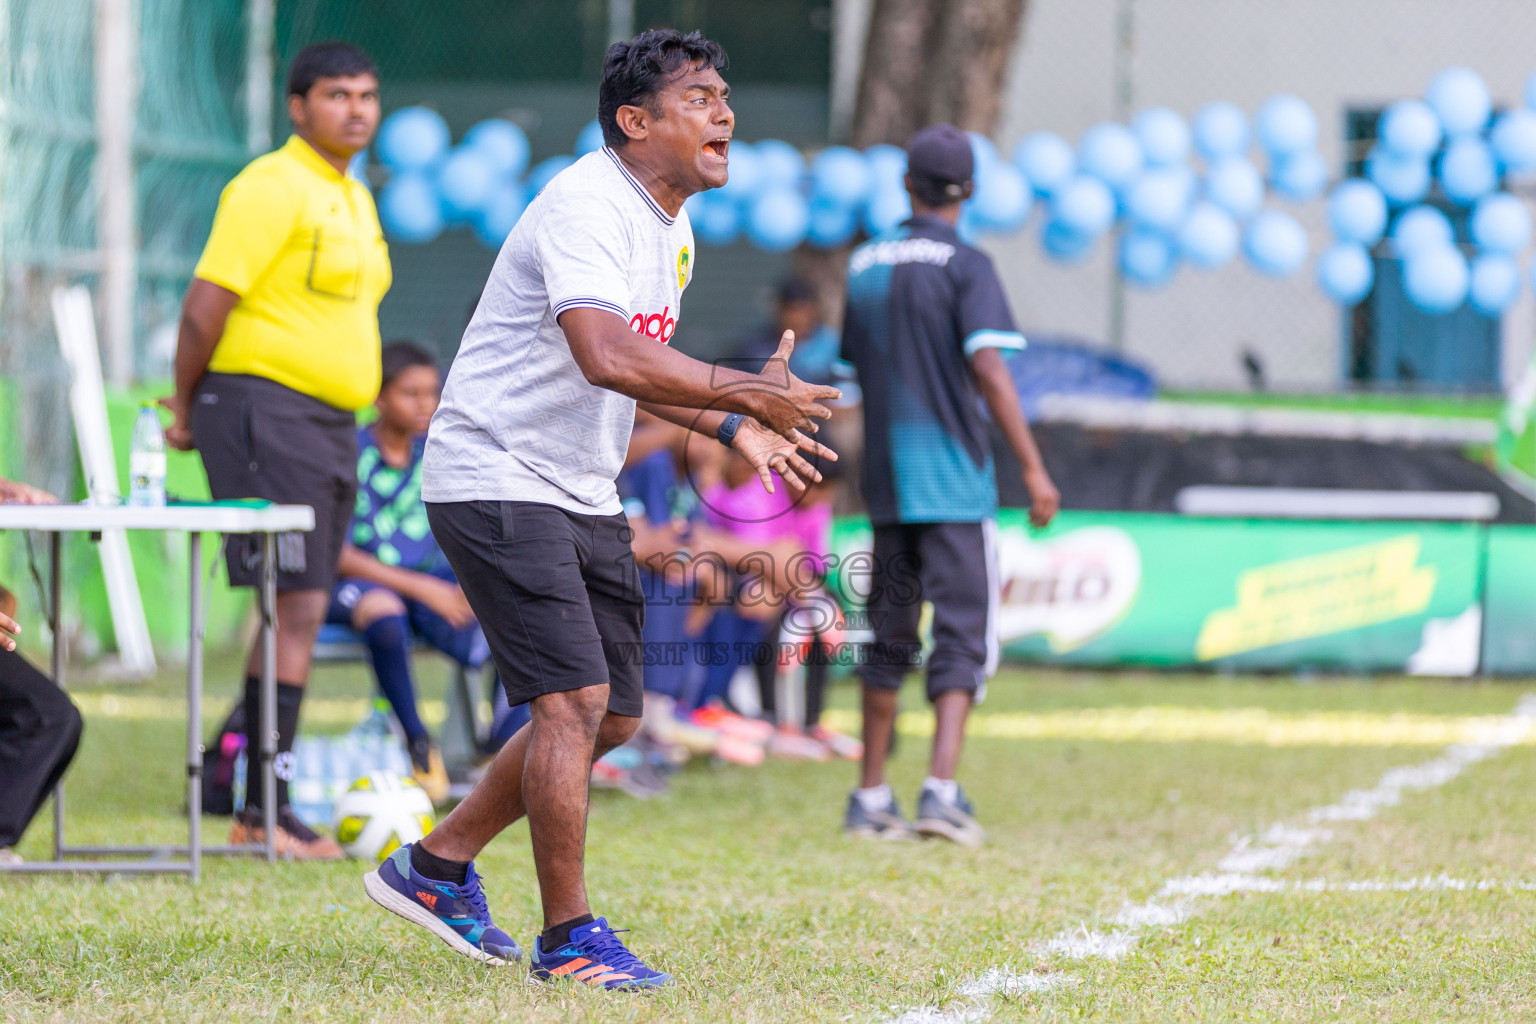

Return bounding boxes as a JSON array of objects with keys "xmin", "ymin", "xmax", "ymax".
[{"xmin": 906, "ymin": 124, "xmax": 974, "ymax": 200}]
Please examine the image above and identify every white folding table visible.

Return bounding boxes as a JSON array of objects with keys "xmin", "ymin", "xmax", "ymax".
[{"xmin": 0, "ymin": 502, "xmax": 314, "ymax": 881}]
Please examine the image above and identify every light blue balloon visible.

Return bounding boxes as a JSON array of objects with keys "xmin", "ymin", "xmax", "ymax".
[
  {"xmin": 1050, "ymin": 175, "xmax": 1116, "ymax": 236},
  {"xmin": 807, "ymin": 198, "xmax": 859, "ymax": 248},
  {"xmin": 378, "ymin": 173, "xmax": 444, "ymax": 243},
  {"xmin": 1243, "ymin": 209, "xmax": 1308, "ymax": 276},
  {"xmin": 1041, "ymin": 220, "xmax": 1095, "ymax": 262},
  {"xmin": 1012, "ymin": 132, "xmax": 1074, "ymax": 195},
  {"xmin": 1133, "ymin": 107, "xmax": 1191, "ymax": 166},
  {"xmin": 1392, "ymin": 205, "xmax": 1454, "ymax": 257},
  {"xmin": 1119, "ymin": 228, "xmax": 1177, "ymax": 286},
  {"xmin": 1177, "ymin": 201, "xmax": 1239, "ymax": 269},
  {"xmin": 969, "ymin": 132, "xmax": 1002, "ymax": 178},
  {"xmin": 1526, "ymin": 70, "xmax": 1536, "ymax": 110},
  {"xmin": 1126, "ymin": 167, "xmax": 1194, "ymax": 233},
  {"xmin": 473, "ymin": 183, "xmax": 529, "ymax": 249},
  {"xmin": 690, "ymin": 191, "xmax": 740, "ymax": 245},
  {"xmin": 437, "ymin": 146, "xmax": 498, "ymax": 220},
  {"xmin": 864, "ymin": 144, "xmax": 908, "ymax": 192},
  {"xmin": 1438, "ymin": 139, "xmax": 1497, "ymax": 205},
  {"xmin": 717, "ymin": 141, "xmax": 761, "ymax": 199},
  {"xmin": 971, "ymin": 163, "xmax": 1032, "ymax": 231},
  {"xmin": 1470, "ymin": 254, "xmax": 1520, "ymax": 316},
  {"xmin": 810, "ymin": 146, "xmax": 872, "ymax": 207},
  {"xmin": 526, "ymin": 155, "xmax": 575, "ymax": 195},
  {"xmin": 864, "ymin": 185, "xmax": 911, "ymax": 236},
  {"xmin": 1366, "ymin": 147, "xmax": 1431, "ymax": 206},
  {"xmin": 755, "ymin": 139, "xmax": 807, "ymax": 188},
  {"xmin": 1271, "ymin": 151, "xmax": 1328, "ymax": 202},
  {"xmin": 1404, "ymin": 246, "xmax": 1469, "ymax": 313},
  {"xmin": 1327, "ymin": 179, "xmax": 1388, "ymax": 245},
  {"xmin": 1491, "ymin": 109, "xmax": 1536, "ymax": 172},
  {"xmin": 747, "ymin": 188, "xmax": 809, "ymax": 252},
  {"xmin": 377, "ymin": 107, "xmax": 451, "ymax": 172},
  {"xmin": 465, "ymin": 119, "xmax": 531, "ymax": 177},
  {"xmin": 1205, "ymin": 157, "xmax": 1265, "ymax": 221},
  {"xmin": 1470, "ymin": 193, "xmax": 1531, "ymax": 255},
  {"xmin": 1379, "ymin": 99, "xmax": 1442, "ymax": 158},
  {"xmin": 575, "ymin": 119, "xmax": 606, "ymax": 156},
  {"xmin": 1193, "ymin": 101, "xmax": 1249, "ymax": 161},
  {"xmin": 1255, "ymin": 94, "xmax": 1318, "ymax": 159},
  {"xmin": 1426, "ymin": 66, "xmax": 1492, "ymax": 138},
  {"xmin": 1077, "ymin": 123, "xmax": 1143, "ymax": 190},
  {"xmin": 1316, "ymin": 243, "xmax": 1374, "ymax": 305}
]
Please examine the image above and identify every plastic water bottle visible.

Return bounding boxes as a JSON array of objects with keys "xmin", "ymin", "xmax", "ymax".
[{"xmin": 127, "ymin": 402, "xmax": 166, "ymax": 507}]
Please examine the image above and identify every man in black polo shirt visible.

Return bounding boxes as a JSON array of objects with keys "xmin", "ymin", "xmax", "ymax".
[{"xmin": 840, "ymin": 124, "xmax": 1059, "ymax": 846}]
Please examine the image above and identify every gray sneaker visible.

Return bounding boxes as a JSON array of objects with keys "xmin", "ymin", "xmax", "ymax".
[
  {"xmin": 843, "ymin": 791, "xmax": 914, "ymax": 839},
  {"xmin": 914, "ymin": 784, "xmax": 985, "ymax": 847}
]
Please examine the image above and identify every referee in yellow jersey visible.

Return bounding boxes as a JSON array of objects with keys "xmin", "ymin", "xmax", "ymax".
[{"xmin": 163, "ymin": 41, "xmax": 390, "ymax": 859}]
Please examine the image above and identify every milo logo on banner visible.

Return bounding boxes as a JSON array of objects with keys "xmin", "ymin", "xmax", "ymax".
[{"xmin": 993, "ymin": 525, "xmax": 1142, "ymax": 652}]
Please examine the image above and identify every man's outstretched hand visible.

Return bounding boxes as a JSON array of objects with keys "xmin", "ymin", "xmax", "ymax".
[
  {"xmin": 1025, "ymin": 466, "xmax": 1060, "ymax": 528},
  {"xmin": 732, "ymin": 416, "xmax": 837, "ymax": 496},
  {"xmin": 747, "ymin": 330, "xmax": 842, "ymax": 442}
]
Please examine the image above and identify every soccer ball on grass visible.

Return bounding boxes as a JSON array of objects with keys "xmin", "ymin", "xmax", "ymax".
[{"xmin": 332, "ymin": 770, "xmax": 435, "ymax": 863}]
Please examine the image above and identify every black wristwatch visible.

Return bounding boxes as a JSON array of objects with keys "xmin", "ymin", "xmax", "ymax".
[{"xmin": 717, "ymin": 412, "xmax": 746, "ymax": 448}]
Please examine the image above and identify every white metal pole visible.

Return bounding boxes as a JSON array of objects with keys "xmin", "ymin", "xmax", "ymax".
[
  {"xmin": 94, "ymin": 0, "xmax": 138, "ymax": 387},
  {"xmin": 245, "ymin": 0, "xmax": 274, "ymax": 155}
]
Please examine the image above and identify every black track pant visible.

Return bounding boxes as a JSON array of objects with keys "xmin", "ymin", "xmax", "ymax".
[{"xmin": 0, "ymin": 647, "xmax": 82, "ymax": 848}]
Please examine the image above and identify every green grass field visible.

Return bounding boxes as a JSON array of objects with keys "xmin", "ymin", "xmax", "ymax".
[{"xmin": 3, "ymin": 656, "xmax": 1535, "ymax": 1023}]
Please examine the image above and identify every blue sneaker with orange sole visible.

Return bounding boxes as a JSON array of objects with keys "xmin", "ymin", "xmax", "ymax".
[
  {"xmin": 529, "ymin": 917, "xmax": 672, "ymax": 990},
  {"xmin": 363, "ymin": 844, "xmax": 522, "ymax": 965}
]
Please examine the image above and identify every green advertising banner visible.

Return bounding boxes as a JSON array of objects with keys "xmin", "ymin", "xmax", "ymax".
[
  {"xmin": 831, "ymin": 511, "xmax": 1534, "ymax": 675},
  {"xmin": 1484, "ymin": 525, "xmax": 1536, "ymax": 675}
]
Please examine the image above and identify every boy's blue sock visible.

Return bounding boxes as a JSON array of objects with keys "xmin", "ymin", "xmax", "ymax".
[{"xmin": 361, "ymin": 614, "xmax": 429, "ymax": 741}]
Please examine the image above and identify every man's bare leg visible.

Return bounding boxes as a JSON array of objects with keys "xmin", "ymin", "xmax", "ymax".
[
  {"xmin": 858, "ymin": 684, "xmax": 899, "ymax": 789},
  {"xmin": 928, "ymin": 689, "xmax": 972, "ymax": 780}
]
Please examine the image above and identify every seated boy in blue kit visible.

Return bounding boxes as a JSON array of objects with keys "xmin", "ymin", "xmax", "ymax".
[{"xmin": 327, "ymin": 341, "xmax": 493, "ymax": 803}]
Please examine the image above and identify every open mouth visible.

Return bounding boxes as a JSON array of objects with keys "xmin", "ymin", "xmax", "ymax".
[{"xmin": 703, "ymin": 137, "xmax": 730, "ymax": 160}]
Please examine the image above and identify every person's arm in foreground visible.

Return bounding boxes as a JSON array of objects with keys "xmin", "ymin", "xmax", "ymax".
[
  {"xmin": 335, "ymin": 545, "xmax": 476, "ymax": 628},
  {"xmin": 970, "ymin": 347, "xmax": 1060, "ymax": 528},
  {"xmin": 0, "ymin": 478, "xmax": 58, "ymax": 505},
  {"xmin": 161, "ymin": 280, "xmax": 241, "ymax": 451}
]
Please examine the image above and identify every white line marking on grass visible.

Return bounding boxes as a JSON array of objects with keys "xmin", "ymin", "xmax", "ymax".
[{"xmin": 875, "ymin": 694, "xmax": 1536, "ymax": 1024}]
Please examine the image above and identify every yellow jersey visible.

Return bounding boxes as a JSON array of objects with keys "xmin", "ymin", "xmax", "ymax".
[{"xmin": 195, "ymin": 134, "xmax": 392, "ymax": 411}]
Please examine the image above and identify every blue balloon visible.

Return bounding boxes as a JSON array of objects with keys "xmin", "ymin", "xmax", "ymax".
[
  {"xmin": 1327, "ymin": 179, "xmax": 1388, "ymax": 245},
  {"xmin": 1316, "ymin": 243, "xmax": 1374, "ymax": 305},
  {"xmin": 863, "ymin": 144, "xmax": 908, "ymax": 192},
  {"xmin": 1193, "ymin": 102, "xmax": 1249, "ymax": 161},
  {"xmin": 1392, "ymin": 205, "xmax": 1454, "ymax": 257},
  {"xmin": 1133, "ymin": 107, "xmax": 1191, "ymax": 166},
  {"xmin": 1527, "ymin": 70, "xmax": 1536, "ymax": 110},
  {"xmin": 437, "ymin": 146, "xmax": 498, "ymax": 221},
  {"xmin": 1177, "ymin": 201, "xmax": 1240, "ymax": 269},
  {"xmin": 1050, "ymin": 176, "xmax": 1116, "ymax": 236},
  {"xmin": 1379, "ymin": 99, "xmax": 1442, "ymax": 158},
  {"xmin": 1470, "ymin": 254, "xmax": 1520, "ymax": 316},
  {"xmin": 1256, "ymin": 94, "xmax": 1318, "ymax": 158},
  {"xmin": 575, "ymin": 119, "xmax": 606, "ymax": 156},
  {"xmin": 465, "ymin": 119, "xmax": 531, "ymax": 177},
  {"xmin": 717, "ymin": 141, "xmax": 761, "ymax": 199},
  {"xmin": 807, "ymin": 199, "xmax": 859, "ymax": 248},
  {"xmin": 810, "ymin": 146, "xmax": 872, "ymax": 207},
  {"xmin": 1119, "ymin": 228, "xmax": 1177, "ymax": 286},
  {"xmin": 1243, "ymin": 209, "xmax": 1308, "ymax": 276},
  {"xmin": 377, "ymin": 107, "xmax": 451, "ymax": 172},
  {"xmin": 527, "ymin": 155, "xmax": 575, "ymax": 195},
  {"xmin": 1404, "ymin": 246, "xmax": 1469, "ymax": 313},
  {"xmin": 1426, "ymin": 66, "xmax": 1491, "ymax": 138},
  {"xmin": 1126, "ymin": 167, "xmax": 1194, "ymax": 232},
  {"xmin": 688, "ymin": 191, "xmax": 739, "ymax": 245},
  {"xmin": 971, "ymin": 163, "xmax": 1032, "ymax": 231},
  {"xmin": 1041, "ymin": 219, "xmax": 1095, "ymax": 262},
  {"xmin": 1013, "ymin": 132, "xmax": 1074, "ymax": 195},
  {"xmin": 1491, "ymin": 109, "xmax": 1536, "ymax": 172},
  {"xmin": 1205, "ymin": 157, "xmax": 1265, "ymax": 221},
  {"xmin": 473, "ymin": 183, "xmax": 529, "ymax": 248},
  {"xmin": 1438, "ymin": 139, "xmax": 1497, "ymax": 205},
  {"xmin": 1271, "ymin": 151, "xmax": 1328, "ymax": 202},
  {"xmin": 1077, "ymin": 123, "xmax": 1143, "ymax": 190},
  {"xmin": 1470, "ymin": 193, "xmax": 1531, "ymax": 255},
  {"xmin": 1366, "ymin": 147, "xmax": 1431, "ymax": 206},
  {"xmin": 969, "ymin": 132, "xmax": 1002, "ymax": 179},
  {"xmin": 755, "ymin": 140, "xmax": 806, "ymax": 188},
  {"xmin": 378, "ymin": 173, "xmax": 444, "ymax": 243},
  {"xmin": 864, "ymin": 184, "xmax": 911, "ymax": 236}
]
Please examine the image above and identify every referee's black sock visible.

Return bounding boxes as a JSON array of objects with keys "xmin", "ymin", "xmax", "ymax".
[
  {"xmin": 543, "ymin": 914, "xmax": 597, "ymax": 953},
  {"xmin": 241, "ymin": 676, "xmax": 305, "ymax": 813},
  {"xmin": 410, "ymin": 842, "xmax": 470, "ymax": 885}
]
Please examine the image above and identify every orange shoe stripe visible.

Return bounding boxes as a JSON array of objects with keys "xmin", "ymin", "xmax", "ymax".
[
  {"xmin": 548, "ymin": 957, "xmax": 590, "ymax": 977},
  {"xmin": 573, "ymin": 964, "xmax": 611, "ymax": 980},
  {"xmin": 589, "ymin": 973, "xmax": 634, "ymax": 984}
]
